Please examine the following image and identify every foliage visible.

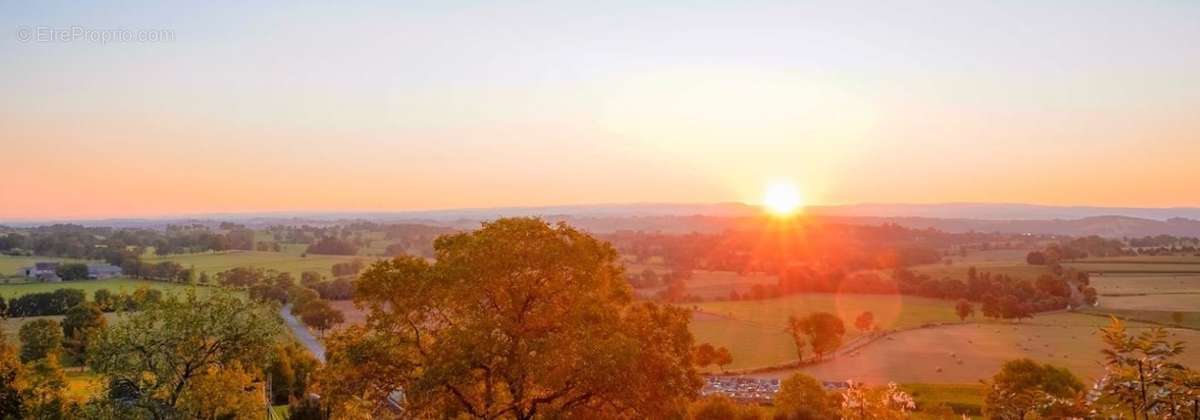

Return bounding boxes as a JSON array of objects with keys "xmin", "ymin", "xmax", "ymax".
[
  {"xmin": 984, "ymin": 358, "xmax": 1085, "ymax": 419},
  {"xmin": 266, "ymin": 341, "xmax": 319, "ymax": 405},
  {"xmin": 306, "ymin": 237, "xmax": 359, "ymax": 256},
  {"xmin": 854, "ymin": 311, "xmax": 874, "ymax": 333},
  {"xmin": 54, "ymin": 263, "xmax": 89, "ymax": 281},
  {"xmin": 174, "ymin": 364, "xmax": 262, "ymax": 420},
  {"xmin": 318, "ymin": 218, "xmax": 701, "ymax": 419},
  {"xmin": 1090, "ymin": 317, "xmax": 1200, "ymax": 419},
  {"xmin": 88, "ymin": 289, "xmax": 281, "ymax": 418},
  {"xmin": 839, "ymin": 381, "xmax": 915, "ymax": 420},
  {"xmin": 297, "ymin": 299, "xmax": 344, "ymax": 336},
  {"xmin": 788, "ymin": 312, "xmax": 845, "ymax": 360},
  {"xmin": 0, "ymin": 334, "xmax": 24, "ymax": 418},
  {"xmin": 955, "ymin": 299, "xmax": 974, "ymax": 321},
  {"xmin": 7, "ymin": 289, "xmax": 85, "ymax": 317},
  {"xmin": 689, "ymin": 395, "xmax": 764, "ymax": 420},
  {"xmin": 61, "ymin": 303, "xmax": 106, "ymax": 367},
  {"xmin": 21, "ymin": 355, "xmax": 68, "ymax": 419},
  {"xmin": 18, "ymin": 319, "xmax": 63, "ymax": 363},
  {"xmin": 773, "ymin": 373, "xmax": 836, "ymax": 419}
]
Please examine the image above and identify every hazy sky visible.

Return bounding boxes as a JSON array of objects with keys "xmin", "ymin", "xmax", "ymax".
[{"xmin": 3, "ymin": 1, "xmax": 1199, "ymax": 220}]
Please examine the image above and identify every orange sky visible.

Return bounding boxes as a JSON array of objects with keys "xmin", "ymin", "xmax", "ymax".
[{"xmin": 3, "ymin": 2, "xmax": 1199, "ymax": 220}]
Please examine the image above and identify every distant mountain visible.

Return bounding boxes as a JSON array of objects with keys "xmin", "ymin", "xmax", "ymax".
[
  {"xmin": 807, "ymin": 203, "xmax": 1200, "ymax": 221},
  {"xmin": 817, "ymin": 215, "xmax": 1200, "ymax": 237}
]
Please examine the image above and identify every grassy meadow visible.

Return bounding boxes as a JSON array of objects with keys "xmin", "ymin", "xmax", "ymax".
[{"xmin": 761, "ymin": 312, "xmax": 1200, "ymax": 384}]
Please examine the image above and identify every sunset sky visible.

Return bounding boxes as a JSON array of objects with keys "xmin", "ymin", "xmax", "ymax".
[{"xmin": 3, "ymin": 1, "xmax": 1199, "ymax": 220}]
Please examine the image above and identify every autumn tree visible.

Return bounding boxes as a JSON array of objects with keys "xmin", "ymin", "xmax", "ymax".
[
  {"xmin": 0, "ymin": 333, "xmax": 24, "ymax": 418},
  {"xmin": 984, "ymin": 358, "xmax": 1085, "ymax": 419},
  {"xmin": 88, "ymin": 289, "xmax": 281, "ymax": 419},
  {"xmin": 174, "ymin": 363, "xmax": 262, "ymax": 420},
  {"xmin": 955, "ymin": 299, "xmax": 974, "ymax": 322},
  {"xmin": 21, "ymin": 355, "xmax": 68, "ymax": 419},
  {"xmin": 318, "ymin": 218, "xmax": 701, "ymax": 419}
]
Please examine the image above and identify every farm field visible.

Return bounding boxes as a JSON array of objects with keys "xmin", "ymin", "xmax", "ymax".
[
  {"xmin": 690, "ymin": 312, "xmax": 794, "ymax": 371},
  {"xmin": 1090, "ymin": 274, "xmax": 1200, "ymax": 295},
  {"xmin": 684, "ymin": 293, "xmax": 963, "ymax": 370},
  {"xmin": 0, "ymin": 277, "xmax": 197, "ymax": 300},
  {"xmin": 144, "ymin": 250, "xmax": 368, "ymax": 277},
  {"xmin": 1063, "ymin": 260, "xmax": 1200, "ymax": 274},
  {"xmin": 756, "ymin": 312, "xmax": 1200, "ymax": 384},
  {"xmin": 694, "ymin": 293, "xmax": 962, "ymax": 333},
  {"xmin": 1095, "ymin": 293, "xmax": 1200, "ymax": 312},
  {"xmin": 908, "ymin": 261, "xmax": 1047, "ymax": 282}
]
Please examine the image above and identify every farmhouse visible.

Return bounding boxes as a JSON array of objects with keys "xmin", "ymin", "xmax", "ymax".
[
  {"xmin": 18, "ymin": 262, "xmax": 122, "ymax": 281},
  {"xmin": 20, "ymin": 262, "xmax": 61, "ymax": 281}
]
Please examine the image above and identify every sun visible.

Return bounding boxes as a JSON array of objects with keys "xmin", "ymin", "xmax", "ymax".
[{"xmin": 763, "ymin": 181, "xmax": 803, "ymax": 216}]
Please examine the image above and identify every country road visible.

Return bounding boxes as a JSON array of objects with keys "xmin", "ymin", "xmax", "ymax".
[{"xmin": 282, "ymin": 305, "xmax": 326, "ymax": 362}]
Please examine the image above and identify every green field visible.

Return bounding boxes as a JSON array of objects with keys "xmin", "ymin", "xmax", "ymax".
[{"xmin": 145, "ymin": 250, "xmax": 369, "ymax": 278}]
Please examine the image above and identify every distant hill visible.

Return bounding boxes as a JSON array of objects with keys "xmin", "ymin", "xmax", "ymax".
[{"xmin": 7, "ymin": 202, "xmax": 1200, "ymax": 238}]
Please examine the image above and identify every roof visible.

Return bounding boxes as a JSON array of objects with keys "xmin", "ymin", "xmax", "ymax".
[{"xmin": 34, "ymin": 262, "xmax": 61, "ymax": 270}]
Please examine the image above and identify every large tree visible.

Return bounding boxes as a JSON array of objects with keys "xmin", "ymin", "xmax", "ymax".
[
  {"xmin": 318, "ymin": 218, "xmax": 701, "ymax": 419},
  {"xmin": 18, "ymin": 319, "xmax": 63, "ymax": 363},
  {"xmin": 795, "ymin": 312, "xmax": 845, "ymax": 360},
  {"xmin": 62, "ymin": 302, "xmax": 106, "ymax": 367},
  {"xmin": 88, "ymin": 289, "xmax": 281, "ymax": 419}
]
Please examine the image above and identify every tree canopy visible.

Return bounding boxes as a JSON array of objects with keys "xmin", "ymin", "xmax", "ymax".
[{"xmin": 318, "ymin": 218, "xmax": 701, "ymax": 419}]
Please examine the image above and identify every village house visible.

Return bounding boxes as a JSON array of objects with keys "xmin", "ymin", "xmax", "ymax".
[{"xmin": 18, "ymin": 262, "xmax": 122, "ymax": 281}]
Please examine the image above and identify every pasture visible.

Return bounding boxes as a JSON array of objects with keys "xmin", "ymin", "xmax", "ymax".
[
  {"xmin": 694, "ymin": 293, "xmax": 962, "ymax": 333},
  {"xmin": 144, "ymin": 250, "xmax": 369, "ymax": 277},
  {"xmin": 1090, "ymin": 273, "xmax": 1200, "ymax": 295},
  {"xmin": 758, "ymin": 312, "xmax": 1200, "ymax": 384},
  {"xmin": 684, "ymin": 293, "xmax": 963, "ymax": 370}
]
